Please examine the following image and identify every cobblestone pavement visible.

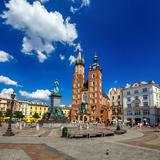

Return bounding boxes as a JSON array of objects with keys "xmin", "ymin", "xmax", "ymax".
[
  {"xmin": 0, "ymin": 144, "xmax": 75, "ymax": 160},
  {"xmin": 122, "ymin": 130, "xmax": 160, "ymax": 150},
  {"xmin": 0, "ymin": 123, "xmax": 52, "ymax": 137},
  {"xmin": 0, "ymin": 127, "xmax": 160, "ymax": 160},
  {"xmin": 0, "ymin": 149, "xmax": 31, "ymax": 160}
]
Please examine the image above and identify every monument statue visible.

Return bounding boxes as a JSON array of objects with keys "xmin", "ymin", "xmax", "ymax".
[
  {"xmin": 55, "ymin": 107, "xmax": 64, "ymax": 119},
  {"xmin": 53, "ymin": 80, "xmax": 60, "ymax": 94},
  {"xmin": 48, "ymin": 80, "xmax": 69, "ymax": 123},
  {"xmin": 80, "ymin": 102, "xmax": 86, "ymax": 113}
]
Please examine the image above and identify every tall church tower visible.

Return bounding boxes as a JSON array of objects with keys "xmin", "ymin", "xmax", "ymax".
[
  {"xmin": 88, "ymin": 55, "xmax": 102, "ymax": 122},
  {"xmin": 71, "ymin": 49, "xmax": 85, "ymax": 121}
]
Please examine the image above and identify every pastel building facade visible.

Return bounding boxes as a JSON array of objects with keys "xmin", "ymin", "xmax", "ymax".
[
  {"xmin": 109, "ymin": 87, "xmax": 124, "ymax": 121},
  {"xmin": 123, "ymin": 81, "xmax": 160, "ymax": 125},
  {"xmin": 27, "ymin": 102, "xmax": 48, "ymax": 118},
  {"xmin": 0, "ymin": 97, "xmax": 48, "ymax": 118}
]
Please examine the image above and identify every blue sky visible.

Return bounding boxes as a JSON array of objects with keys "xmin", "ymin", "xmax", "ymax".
[{"xmin": 0, "ymin": 0, "xmax": 160, "ymax": 105}]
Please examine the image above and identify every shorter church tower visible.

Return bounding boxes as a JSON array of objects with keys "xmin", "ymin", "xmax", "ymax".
[{"xmin": 88, "ymin": 55, "xmax": 103, "ymax": 122}]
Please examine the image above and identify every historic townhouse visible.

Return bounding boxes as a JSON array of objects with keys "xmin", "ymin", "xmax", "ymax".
[
  {"xmin": 123, "ymin": 81, "xmax": 160, "ymax": 125},
  {"xmin": 109, "ymin": 87, "xmax": 124, "ymax": 121}
]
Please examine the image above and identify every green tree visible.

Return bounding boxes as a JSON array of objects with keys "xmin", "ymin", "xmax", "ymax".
[
  {"xmin": 42, "ymin": 112, "xmax": 50, "ymax": 120},
  {"xmin": 5, "ymin": 109, "xmax": 12, "ymax": 117},
  {"xmin": 14, "ymin": 111, "xmax": 24, "ymax": 119},
  {"xmin": 33, "ymin": 112, "xmax": 40, "ymax": 119}
]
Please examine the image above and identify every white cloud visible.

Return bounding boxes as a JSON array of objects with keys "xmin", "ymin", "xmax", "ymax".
[
  {"xmin": 70, "ymin": 0, "xmax": 90, "ymax": 14},
  {"xmin": 82, "ymin": 0, "xmax": 90, "ymax": 6},
  {"xmin": 0, "ymin": 50, "xmax": 13, "ymax": 62},
  {"xmin": 39, "ymin": 0, "xmax": 49, "ymax": 3},
  {"xmin": 69, "ymin": 55, "xmax": 76, "ymax": 65},
  {"xmin": 19, "ymin": 89, "xmax": 51, "ymax": 100},
  {"xmin": 0, "ymin": 75, "xmax": 18, "ymax": 86},
  {"xmin": 59, "ymin": 54, "xmax": 65, "ymax": 61},
  {"xmin": 70, "ymin": 6, "xmax": 79, "ymax": 14},
  {"xmin": 1, "ymin": 0, "xmax": 78, "ymax": 62},
  {"xmin": 37, "ymin": 51, "xmax": 47, "ymax": 63},
  {"xmin": 0, "ymin": 88, "xmax": 14, "ymax": 99}
]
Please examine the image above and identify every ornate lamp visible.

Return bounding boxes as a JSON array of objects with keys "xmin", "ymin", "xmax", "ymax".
[{"xmin": 3, "ymin": 92, "xmax": 16, "ymax": 136}]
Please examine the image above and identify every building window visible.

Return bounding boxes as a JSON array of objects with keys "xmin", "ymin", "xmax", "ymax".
[
  {"xmin": 83, "ymin": 94, "xmax": 87, "ymax": 103},
  {"xmin": 135, "ymin": 96, "xmax": 139, "ymax": 100},
  {"xmin": 118, "ymin": 95, "xmax": 120, "ymax": 99},
  {"xmin": 127, "ymin": 104, "xmax": 131, "ymax": 107},
  {"xmin": 127, "ymin": 110, "xmax": 132, "ymax": 115},
  {"xmin": 135, "ymin": 110, "xmax": 141, "ymax": 115},
  {"xmin": 135, "ymin": 103, "xmax": 139, "ymax": 107},
  {"xmin": 143, "ymin": 110, "xmax": 150, "ymax": 115},
  {"xmin": 143, "ymin": 102, "xmax": 149, "ymax": 107},
  {"xmin": 100, "ymin": 110, "xmax": 104, "ymax": 114},
  {"xmin": 143, "ymin": 88, "xmax": 148, "ymax": 93},
  {"xmin": 118, "ymin": 101, "xmax": 120, "ymax": 106},
  {"xmin": 127, "ymin": 91, "xmax": 131, "ymax": 95},
  {"xmin": 127, "ymin": 97, "xmax": 131, "ymax": 102},
  {"xmin": 134, "ymin": 90, "xmax": 139, "ymax": 94},
  {"xmin": 143, "ymin": 95, "xmax": 148, "ymax": 100},
  {"xmin": 112, "ymin": 102, "xmax": 114, "ymax": 106},
  {"xmin": 112, "ymin": 96, "xmax": 114, "ymax": 100},
  {"xmin": 92, "ymin": 74, "xmax": 95, "ymax": 78}
]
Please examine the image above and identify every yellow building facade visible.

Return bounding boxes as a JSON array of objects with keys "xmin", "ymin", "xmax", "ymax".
[
  {"xmin": 0, "ymin": 97, "xmax": 48, "ymax": 118},
  {"xmin": 27, "ymin": 102, "xmax": 48, "ymax": 118},
  {"xmin": 61, "ymin": 107, "xmax": 71, "ymax": 119},
  {"xmin": 0, "ymin": 98, "xmax": 8, "ymax": 112}
]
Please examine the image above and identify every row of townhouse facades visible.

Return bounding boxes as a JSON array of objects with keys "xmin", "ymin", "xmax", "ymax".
[
  {"xmin": 0, "ymin": 98, "xmax": 48, "ymax": 118},
  {"xmin": 109, "ymin": 81, "xmax": 160, "ymax": 125}
]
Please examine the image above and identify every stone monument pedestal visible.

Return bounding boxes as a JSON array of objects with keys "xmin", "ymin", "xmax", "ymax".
[{"xmin": 49, "ymin": 93, "xmax": 62, "ymax": 121}]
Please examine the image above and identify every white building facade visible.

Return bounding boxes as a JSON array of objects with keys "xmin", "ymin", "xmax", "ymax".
[
  {"xmin": 123, "ymin": 81, "xmax": 160, "ymax": 125},
  {"xmin": 18, "ymin": 100, "xmax": 29, "ymax": 118}
]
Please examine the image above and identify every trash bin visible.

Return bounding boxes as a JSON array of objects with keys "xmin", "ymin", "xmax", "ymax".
[{"xmin": 62, "ymin": 127, "xmax": 68, "ymax": 137}]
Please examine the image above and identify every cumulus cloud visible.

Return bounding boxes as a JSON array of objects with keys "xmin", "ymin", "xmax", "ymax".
[
  {"xmin": 59, "ymin": 54, "xmax": 65, "ymax": 61},
  {"xmin": 0, "ymin": 50, "xmax": 13, "ymax": 62},
  {"xmin": 19, "ymin": 89, "xmax": 51, "ymax": 100},
  {"xmin": 39, "ymin": 0, "xmax": 49, "ymax": 3},
  {"xmin": 1, "ymin": 0, "xmax": 78, "ymax": 62},
  {"xmin": 0, "ymin": 75, "xmax": 18, "ymax": 86},
  {"xmin": 69, "ymin": 55, "xmax": 76, "ymax": 65},
  {"xmin": 70, "ymin": 0, "xmax": 90, "ymax": 14},
  {"xmin": 0, "ymin": 88, "xmax": 14, "ymax": 99}
]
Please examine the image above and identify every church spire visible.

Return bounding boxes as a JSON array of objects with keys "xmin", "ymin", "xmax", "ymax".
[
  {"xmin": 75, "ymin": 48, "xmax": 84, "ymax": 66},
  {"xmin": 90, "ymin": 53, "xmax": 101, "ymax": 71}
]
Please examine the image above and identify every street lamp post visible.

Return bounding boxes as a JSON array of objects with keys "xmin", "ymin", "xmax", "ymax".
[
  {"xmin": 115, "ymin": 107, "xmax": 120, "ymax": 130},
  {"xmin": 3, "ymin": 93, "xmax": 16, "ymax": 136}
]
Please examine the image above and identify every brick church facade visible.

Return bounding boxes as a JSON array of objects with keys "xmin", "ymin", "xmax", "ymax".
[{"xmin": 71, "ymin": 49, "xmax": 111, "ymax": 122}]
